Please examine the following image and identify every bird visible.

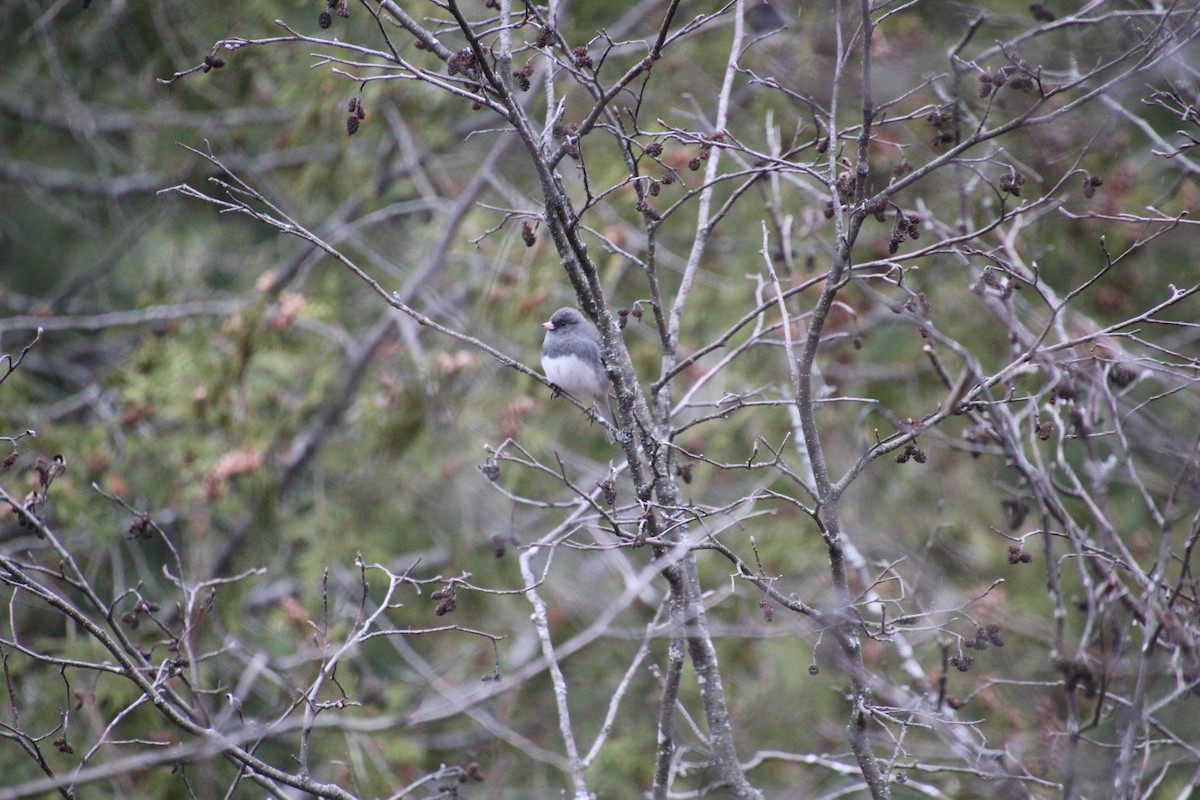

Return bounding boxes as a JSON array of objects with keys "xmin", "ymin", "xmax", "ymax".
[{"xmin": 540, "ymin": 307, "xmax": 615, "ymax": 440}]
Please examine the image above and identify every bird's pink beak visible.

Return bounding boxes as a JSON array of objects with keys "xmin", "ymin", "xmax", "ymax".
[{"xmin": 541, "ymin": 321, "xmax": 554, "ymax": 330}]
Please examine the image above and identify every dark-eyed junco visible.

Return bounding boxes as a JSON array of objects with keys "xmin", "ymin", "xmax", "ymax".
[{"xmin": 541, "ymin": 307, "xmax": 614, "ymax": 440}]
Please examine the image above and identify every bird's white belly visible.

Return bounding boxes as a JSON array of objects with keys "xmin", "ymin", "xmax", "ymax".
[{"xmin": 543, "ymin": 354, "xmax": 606, "ymax": 399}]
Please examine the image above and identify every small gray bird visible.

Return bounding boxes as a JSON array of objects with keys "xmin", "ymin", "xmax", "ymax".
[{"xmin": 541, "ymin": 307, "xmax": 614, "ymax": 440}]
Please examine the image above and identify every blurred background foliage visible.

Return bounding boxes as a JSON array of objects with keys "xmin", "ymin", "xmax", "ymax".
[{"xmin": 1, "ymin": 0, "xmax": 1198, "ymax": 797}]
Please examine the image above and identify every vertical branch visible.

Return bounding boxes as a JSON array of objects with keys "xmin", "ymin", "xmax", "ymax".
[
  {"xmin": 641, "ymin": 7, "xmax": 763, "ymax": 793},
  {"xmin": 518, "ymin": 546, "xmax": 591, "ymax": 799},
  {"xmin": 761, "ymin": 223, "xmax": 799, "ymax": 398},
  {"xmin": 852, "ymin": 0, "xmax": 875, "ymax": 209},
  {"xmin": 662, "ymin": 555, "xmax": 762, "ymax": 799},
  {"xmin": 793, "ymin": 0, "xmax": 891, "ymax": 796},
  {"xmin": 651, "ymin": 634, "xmax": 685, "ymax": 800},
  {"xmin": 658, "ymin": 0, "xmax": 746, "ymax": 419}
]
